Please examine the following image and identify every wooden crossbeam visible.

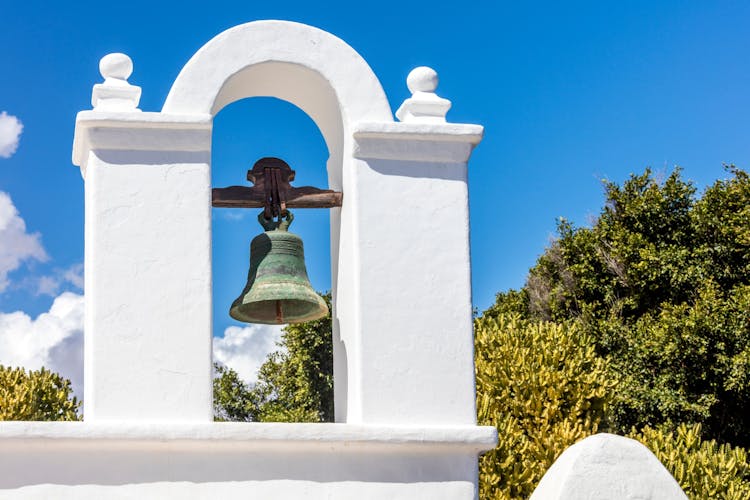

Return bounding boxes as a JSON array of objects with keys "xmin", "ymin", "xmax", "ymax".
[
  {"xmin": 212, "ymin": 185, "xmax": 342, "ymax": 208},
  {"xmin": 212, "ymin": 157, "xmax": 342, "ymax": 209}
]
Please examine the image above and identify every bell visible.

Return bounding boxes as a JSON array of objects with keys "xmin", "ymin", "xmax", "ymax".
[{"xmin": 230, "ymin": 211, "xmax": 328, "ymax": 324}]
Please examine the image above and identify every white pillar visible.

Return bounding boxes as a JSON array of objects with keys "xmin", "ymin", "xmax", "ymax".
[
  {"xmin": 0, "ymin": 24, "xmax": 500, "ymax": 500},
  {"xmin": 341, "ymin": 68, "xmax": 482, "ymax": 424},
  {"xmin": 74, "ymin": 54, "xmax": 214, "ymax": 421}
]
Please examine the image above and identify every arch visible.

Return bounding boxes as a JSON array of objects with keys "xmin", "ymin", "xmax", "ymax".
[
  {"xmin": 71, "ymin": 18, "xmax": 485, "ymax": 431},
  {"xmin": 163, "ymin": 21, "xmax": 395, "ymax": 421},
  {"xmin": 163, "ymin": 20, "xmax": 393, "ymax": 190}
]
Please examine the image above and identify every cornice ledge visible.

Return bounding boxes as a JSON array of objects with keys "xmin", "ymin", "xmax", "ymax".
[
  {"xmin": 352, "ymin": 121, "xmax": 483, "ymax": 163},
  {"xmin": 352, "ymin": 121, "xmax": 483, "ymax": 144},
  {"xmin": 0, "ymin": 421, "xmax": 498, "ymax": 454},
  {"xmin": 73, "ymin": 112, "xmax": 213, "ymax": 172}
]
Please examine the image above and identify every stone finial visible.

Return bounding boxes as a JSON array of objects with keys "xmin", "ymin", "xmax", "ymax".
[
  {"xmin": 91, "ymin": 53, "xmax": 142, "ymax": 111},
  {"xmin": 395, "ymin": 66, "xmax": 451, "ymax": 123}
]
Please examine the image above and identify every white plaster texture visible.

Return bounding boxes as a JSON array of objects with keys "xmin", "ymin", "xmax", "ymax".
[
  {"xmin": 161, "ymin": 20, "xmax": 391, "ymax": 425},
  {"xmin": 91, "ymin": 53, "xmax": 141, "ymax": 111},
  {"xmin": 0, "ymin": 19, "xmax": 499, "ymax": 499},
  {"xmin": 158, "ymin": 20, "xmax": 483, "ymax": 426},
  {"xmin": 530, "ymin": 433, "xmax": 687, "ymax": 500},
  {"xmin": 0, "ymin": 422, "xmax": 495, "ymax": 499},
  {"xmin": 349, "ymin": 123, "xmax": 481, "ymax": 425},
  {"xmin": 396, "ymin": 66, "xmax": 452, "ymax": 123},
  {"xmin": 162, "ymin": 19, "xmax": 393, "ymax": 190},
  {"xmin": 2, "ymin": 482, "xmax": 474, "ymax": 500},
  {"xmin": 73, "ymin": 112, "xmax": 214, "ymax": 421}
]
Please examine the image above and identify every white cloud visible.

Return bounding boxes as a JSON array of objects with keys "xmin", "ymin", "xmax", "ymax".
[
  {"xmin": 213, "ymin": 324, "xmax": 284, "ymax": 385},
  {"xmin": 62, "ymin": 263, "xmax": 84, "ymax": 289},
  {"xmin": 36, "ymin": 275, "xmax": 60, "ymax": 296},
  {"xmin": 0, "ymin": 191, "xmax": 48, "ymax": 292},
  {"xmin": 0, "ymin": 292, "xmax": 84, "ymax": 399},
  {"xmin": 219, "ymin": 209, "xmax": 247, "ymax": 221},
  {"xmin": 0, "ymin": 291, "xmax": 283, "ymax": 403},
  {"xmin": 34, "ymin": 262, "xmax": 84, "ymax": 296},
  {"xmin": 0, "ymin": 112, "xmax": 23, "ymax": 158}
]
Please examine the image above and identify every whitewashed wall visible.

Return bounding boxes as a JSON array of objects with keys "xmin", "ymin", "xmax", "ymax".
[{"xmin": 0, "ymin": 21, "xmax": 496, "ymax": 499}]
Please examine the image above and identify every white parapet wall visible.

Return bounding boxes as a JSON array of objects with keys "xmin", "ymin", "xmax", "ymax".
[
  {"xmin": 530, "ymin": 433, "xmax": 688, "ymax": 500},
  {"xmin": 0, "ymin": 20, "xmax": 497, "ymax": 499},
  {"xmin": 0, "ymin": 421, "xmax": 496, "ymax": 499}
]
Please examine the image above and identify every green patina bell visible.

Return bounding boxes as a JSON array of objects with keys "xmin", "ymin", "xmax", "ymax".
[{"xmin": 230, "ymin": 210, "xmax": 328, "ymax": 325}]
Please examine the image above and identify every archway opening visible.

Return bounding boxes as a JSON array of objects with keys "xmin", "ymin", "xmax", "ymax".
[
  {"xmin": 211, "ymin": 96, "xmax": 333, "ymax": 422},
  {"xmin": 161, "ymin": 21, "xmax": 396, "ymax": 424}
]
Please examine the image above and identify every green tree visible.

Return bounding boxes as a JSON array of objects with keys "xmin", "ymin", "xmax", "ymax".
[
  {"xmin": 493, "ymin": 166, "xmax": 750, "ymax": 446},
  {"xmin": 0, "ymin": 366, "xmax": 80, "ymax": 421},
  {"xmin": 523, "ymin": 168, "xmax": 700, "ymax": 326},
  {"xmin": 251, "ymin": 292, "xmax": 333, "ymax": 422},
  {"xmin": 475, "ymin": 313, "xmax": 750, "ymax": 499},
  {"xmin": 213, "ymin": 362, "xmax": 257, "ymax": 422},
  {"xmin": 612, "ymin": 283, "xmax": 750, "ymax": 444},
  {"xmin": 215, "ymin": 167, "xmax": 750, "ymax": 496},
  {"xmin": 213, "ymin": 292, "xmax": 334, "ymax": 423}
]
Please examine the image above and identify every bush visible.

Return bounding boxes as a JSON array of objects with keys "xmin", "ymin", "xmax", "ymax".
[
  {"xmin": 251, "ymin": 292, "xmax": 334, "ymax": 423},
  {"xmin": 475, "ymin": 314, "xmax": 614, "ymax": 499},
  {"xmin": 0, "ymin": 365, "xmax": 80, "ymax": 421},
  {"xmin": 474, "ymin": 313, "xmax": 750, "ymax": 499},
  {"xmin": 213, "ymin": 293, "xmax": 334, "ymax": 423},
  {"xmin": 631, "ymin": 424, "xmax": 750, "ymax": 499},
  {"xmin": 213, "ymin": 363, "xmax": 257, "ymax": 422},
  {"xmin": 491, "ymin": 167, "xmax": 750, "ymax": 446},
  {"xmin": 611, "ymin": 283, "xmax": 750, "ymax": 444}
]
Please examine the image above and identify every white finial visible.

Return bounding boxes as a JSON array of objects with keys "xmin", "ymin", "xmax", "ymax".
[
  {"xmin": 99, "ymin": 53, "xmax": 134, "ymax": 83},
  {"xmin": 91, "ymin": 53, "xmax": 142, "ymax": 112},
  {"xmin": 396, "ymin": 66, "xmax": 451, "ymax": 124},
  {"xmin": 406, "ymin": 66, "xmax": 439, "ymax": 93}
]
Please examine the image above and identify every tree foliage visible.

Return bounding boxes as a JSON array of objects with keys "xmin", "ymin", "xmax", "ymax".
[
  {"xmin": 213, "ymin": 292, "xmax": 334, "ymax": 423},
  {"xmin": 612, "ymin": 284, "xmax": 750, "ymax": 443},
  {"xmin": 631, "ymin": 424, "xmax": 750, "ymax": 499},
  {"xmin": 475, "ymin": 315, "xmax": 613, "ymax": 499},
  {"xmin": 213, "ymin": 362, "xmax": 257, "ymax": 422},
  {"xmin": 475, "ymin": 312, "xmax": 750, "ymax": 499},
  {"xmin": 251, "ymin": 293, "xmax": 333, "ymax": 422},
  {"xmin": 0, "ymin": 365, "xmax": 80, "ymax": 421},
  {"xmin": 493, "ymin": 166, "xmax": 750, "ymax": 446},
  {"xmin": 214, "ymin": 166, "xmax": 750, "ymax": 498}
]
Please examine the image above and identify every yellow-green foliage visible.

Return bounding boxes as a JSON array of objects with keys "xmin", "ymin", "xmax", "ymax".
[
  {"xmin": 475, "ymin": 314, "xmax": 750, "ymax": 499},
  {"xmin": 475, "ymin": 314, "xmax": 615, "ymax": 499},
  {"xmin": 0, "ymin": 365, "xmax": 80, "ymax": 421},
  {"xmin": 631, "ymin": 424, "xmax": 750, "ymax": 499}
]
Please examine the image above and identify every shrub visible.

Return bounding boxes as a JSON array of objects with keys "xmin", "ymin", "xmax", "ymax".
[
  {"xmin": 0, "ymin": 365, "xmax": 80, "ymax": 421},
  {"xmin": 631, "ymin": 424, "xmax": 750, "ymax": 499},
  {"xmin": 475, "ymin": 314, "xmax": 614, "ymax": 499}
]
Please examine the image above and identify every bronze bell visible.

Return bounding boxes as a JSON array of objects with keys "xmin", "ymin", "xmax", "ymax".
[{"xmin": 230, "ymin": 210, "xmax": 328, "ymax": 325}]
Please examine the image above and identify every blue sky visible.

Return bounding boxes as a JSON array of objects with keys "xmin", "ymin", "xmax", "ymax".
[{"xmin": 1, "ymin": 1, "xmax": 749, "ymax": 394}]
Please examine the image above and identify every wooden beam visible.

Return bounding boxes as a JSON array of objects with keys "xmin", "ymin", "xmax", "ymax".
[{"xmin": 212, "ymin": 185, "xmax": 343, "ymax": 209}]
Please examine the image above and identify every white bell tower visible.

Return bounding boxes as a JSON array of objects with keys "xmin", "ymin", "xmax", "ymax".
[{"xmin": 0, "ymin": 20, "xmax": 496, "ymax": 499}]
